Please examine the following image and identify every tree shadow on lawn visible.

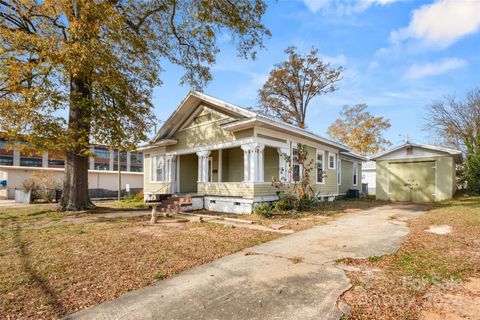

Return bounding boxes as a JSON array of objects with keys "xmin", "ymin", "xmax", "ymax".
[{"xmin": 13, "ymin": 219, "xmax": 65, "ymax": 317}]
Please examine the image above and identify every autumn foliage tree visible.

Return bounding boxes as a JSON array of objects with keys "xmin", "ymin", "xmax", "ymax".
[
  {"xmin": 328, "ymin": 104, "xmax": 391, "ymax": 155},
  {"xmin": 425, "ymin": 89, "xmax": 480, "ymax": 193},
  {"xmin": 0, "ymin": 0, "xmax": 269, "ymax": 210},
  {"xmin": 256, "ymin": 46, "xmax": 342, "ymax": 128}
]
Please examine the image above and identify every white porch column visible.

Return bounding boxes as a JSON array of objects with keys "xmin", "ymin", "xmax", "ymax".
[
  {"xmin": 278, "ymin": 147, "xmax": 290, "ymax": 182},
  {"xmin": 241, "ymin": 144, "xmax": 251, "ymax": 182},
  {"xmin": 256, "ymin": 144, "xmax": 265, "ymax": 182},
  {"xmin": 166, "ymin": 155, "xmax": 176, "ymax": 182},
  {"xmin": 242, "ymin": 143, "xmax": 264, "ymax": 182},
  {"xmin": 249, "ymin": 145, "xmax": 256, "ymax": 183},
  {"xmin": 218, "ymin": 149, "xmax": 223, "ymax": 182},
  {"xmin": 196, "ymin": 151, "xmax": 210, "ymax": 183}
]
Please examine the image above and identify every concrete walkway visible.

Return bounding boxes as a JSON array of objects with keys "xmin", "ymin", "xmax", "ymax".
[{"xmin": 65, "ymin": 204, "xmax": 426, "ymax": 320}]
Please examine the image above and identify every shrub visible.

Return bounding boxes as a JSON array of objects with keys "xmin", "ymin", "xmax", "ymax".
[
  {"xmin": 134, "ymin": 191, "xmax": 144, "ymax": 201},
  {"xmin": 253, "ymin": 202, "xmax": 273, "ymax": 217},
  {"xmin": 297, "ymin": 197, "xmax": 317, "ymax": 210},
  {"xmin": 274, "ymin": 193, "xmax": 297, "ymax": 211}
]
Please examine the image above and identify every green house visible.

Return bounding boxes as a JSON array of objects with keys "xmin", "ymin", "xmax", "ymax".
[{"xmin": 139, "ymin": 91, "xmax": 365, "ymax": 213}]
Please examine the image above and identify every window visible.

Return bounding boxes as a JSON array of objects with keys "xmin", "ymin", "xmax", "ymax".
[
  {"xmin": 94, "ymin": 163, "xmax": 109, "ymax": 170},
  {"xmin": 130, "ymin": 165, "xmax": 143, "ymax": 172},
  {"xmin": 114, "ymin": 150, "xmax": 127, "ymax": 163},
  {"xmin": 328, "ymin": 153, "xmax": 336, "ymax": 169},
  {"xmin": 316, "ymin": 151, "xmax": 324, "ymax": 183},
  {"xmin": 353, "ymin": 162, "xmax": 358, "ymax": 186},
  {"xmin": 0, "ymin": 155, "xmax": 13, "ymax": 166},
  {"xmin": 113, "ymin": 164, "xmax": 128, "ymax": 171},
  {"xmin": 292, "ymin": 148, "xmax": 300, "ymax": 182},
  {"xmin": 48, "ymin": 159, "xmax": 65, "ymax": 168},
  {"xmin": 93, "ymin": 147, "xmax": 110, "ymax": 159},
  {"xmin": 131, "ymin": 152, "xmax": 143, "ymax": 165},
  {"xmin": 151, "ymin": 154, "xmax": 165, "ymax": 182},
  {"xmin": 406, "ymin": 147, "xmax": 414, "ymax": 155},
  {"xmin": 20, "ymin": 157, "xmax": 42, "ymax": 167}
]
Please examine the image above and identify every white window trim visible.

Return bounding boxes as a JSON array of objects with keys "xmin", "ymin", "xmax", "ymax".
[
  {"xmin": 353, "ymin": 162, "xmax": 358, "ymax": 186},
  {"xmin": 328, "ymin": 153, "xmax": 336, "ymax": 170},
  {"xmin": 316, "ymin": 150, "xmax": 325, "ymax": 184},
  {"xmin": 292, "ymin": 147, "xmax": 302, "ymax": 182},
  {"xmin": 337, "ymin": 157, "xmax": 342, "ymax": 186}
]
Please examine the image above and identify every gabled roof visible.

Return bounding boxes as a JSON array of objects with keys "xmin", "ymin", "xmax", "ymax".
[
  {"xmin": 371, "ymin": 142, "xmax": 463, "ymax": 163},
  {"xmin": 151, "ymin": 91, "xmax": 255, "ymax": 143},
  {"xmin": 149, "ymin": 91, "xmax": 352, "ymax": 152}
]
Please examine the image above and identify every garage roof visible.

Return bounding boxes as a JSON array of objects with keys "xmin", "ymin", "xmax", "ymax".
[{"xmin": 371, "ymin": 142, "xmax": 463, "ymax": 163}]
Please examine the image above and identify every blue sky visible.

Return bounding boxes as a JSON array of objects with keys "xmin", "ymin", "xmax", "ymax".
[{"xmin": 152, "ymin": 0, "xmax": 480, "ymax": 146}]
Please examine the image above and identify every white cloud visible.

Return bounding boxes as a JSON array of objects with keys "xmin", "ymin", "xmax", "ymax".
[
  {"xmin": 321, "ymin": 53, "xmax": 347, "ymax": 66},
  {"xmin": 391, "ymin": 0, "xmax": 480, "ymax": 48},
  {"xmin": 404, "ymin": 58, "xmax": 467, "ymax": 79},
  {"xmin": 302, "ymin": 0, "xmax": 399, "ymax": 14},
  {"xmin": 368, "ymin": 61, "xmax": 380, "ymax": 70},
  {"xmin": 302, "ymin": 0, "xmax": 331, "ymax": 13}
]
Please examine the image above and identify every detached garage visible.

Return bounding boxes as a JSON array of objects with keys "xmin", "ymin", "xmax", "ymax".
[{"xmin": 373, "ymin": 143, "xmax": 462, "ymax": 202}]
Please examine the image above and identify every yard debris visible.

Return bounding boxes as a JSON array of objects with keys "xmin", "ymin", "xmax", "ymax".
[
  {"xmin": 336, "ymin": 264, "xmax": 361, "ymax": 272},
  {"xmin": 290, "ymin": 256, "xmax": 304, "ymax": 264},
  {"xmin": 425, "ymin": 225, "xmax": 452, "ymax": 235},
  {"xmin": 269, "ymin": 223, "xmax": 285, "ymax": 230},
  {"xmin": 337, "ymin": 301, "xmax": 351, "ymax": 314}
]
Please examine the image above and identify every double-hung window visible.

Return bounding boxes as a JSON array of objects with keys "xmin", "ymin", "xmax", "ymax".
[
  {"xmin": 316, "ymin": 151, "xmax": 325, "ymax": 184},
  {"xmin": 328, "ymin": 153, "xmax": 336, "ymax": 170},
  {"xmin": 151, "ymin": 154, "xmax": 165, "ymax": 182},
  {"xmin": 292, "ymin": 148, "xmax": 300, "ymax": 182},
  {"xmin": 353, "ymin": 162, "xmax": 358, "ymax": 186}
]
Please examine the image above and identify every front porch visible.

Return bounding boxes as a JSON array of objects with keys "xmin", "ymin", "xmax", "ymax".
[{"xmin": 146, "ymin": 143, "xmax": 289, "ymax": 201}]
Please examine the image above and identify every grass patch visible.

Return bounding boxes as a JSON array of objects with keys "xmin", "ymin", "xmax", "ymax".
[
  {"xmin": 114, "ymin": 200, "xmax": 146, "ymax": 209},
  {"xmin": 340, "ymin": 196, "xmax": 480, "ymax": 319},
  {"xmin": 0, "ymin": 205, "xmax": 280, "ymax": 319},
  {"xmin": 154, "ymin": 272, "xmax": 166, "ymax": 280}
]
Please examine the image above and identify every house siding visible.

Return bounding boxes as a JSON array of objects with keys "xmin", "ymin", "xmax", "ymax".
[
  {"xmin": 198, "ymin": 182, "xmax": 254, "ymax": 198},
  {"xmin": 264, "ymin": 146, "xmax": 279, "ymax": 182}
]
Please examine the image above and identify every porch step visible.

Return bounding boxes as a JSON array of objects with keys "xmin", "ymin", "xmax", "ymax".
[{"xmin": 155, "ymin": 196, "xmax": 193, "ymax": 215}]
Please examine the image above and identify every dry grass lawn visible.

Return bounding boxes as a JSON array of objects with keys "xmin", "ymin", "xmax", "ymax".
[
  {"xmin": 0, "ymin": 197, "xmax": 384, "ymax": 319},
  {"xmin": 0, "ymin": 206, "xmax": 279, "ymax": 319},
  {"xmin": 340, "ymin": 196, "xmax": 480, "ymax": 320}
]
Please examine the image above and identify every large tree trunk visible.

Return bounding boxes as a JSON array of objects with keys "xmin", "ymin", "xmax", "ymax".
[
  {"xmin": 59, "ymin": 76, "xmax": 94, "ymax": 211},
  {"xmin": 60, "ymin": 151, "xmax": 93, "ymax": 210}
]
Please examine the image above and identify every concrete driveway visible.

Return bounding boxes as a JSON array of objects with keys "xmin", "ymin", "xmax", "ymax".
[{"xmin": 65, "ymin": 203, "xmax": 426, "ymax": 320}]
